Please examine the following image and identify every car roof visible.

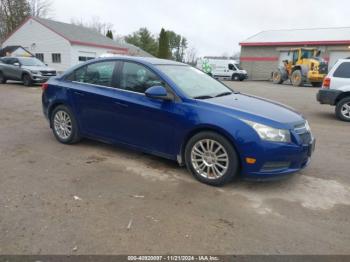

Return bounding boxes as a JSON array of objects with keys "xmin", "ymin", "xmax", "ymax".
[{"xmin": 95, "ymin": 55, "xmax": 187, "ymax": 66}]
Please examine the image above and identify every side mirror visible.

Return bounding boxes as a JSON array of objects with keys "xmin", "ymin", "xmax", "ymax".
[
  {"xmin": 145, "ymin": 86, "xmax": 173, "ymax": 101},
  {"xmin": 13, "ymin": 62, "xmax": 20, "ymax": 67}
]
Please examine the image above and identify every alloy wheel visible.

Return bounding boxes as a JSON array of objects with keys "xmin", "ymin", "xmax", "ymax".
[
  {"xmin": 341, "ymin": 102, "xmax": 350, "ymax": 119},
  {"xmin": 191, "ymin": 139, "xmax": 229, "ymax": 179},
  {"xmin": 53, "ymin": 110, "xmax": 72, "ymax": 139}
]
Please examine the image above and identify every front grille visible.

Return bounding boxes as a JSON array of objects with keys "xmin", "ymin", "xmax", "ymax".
[
  {"xmin": 40, "ymin": 70, "xmax": 57, "ymax": 76},
  {"xmin": 294, "ymin": 122, "xmax": 312, "ymax": 145}
]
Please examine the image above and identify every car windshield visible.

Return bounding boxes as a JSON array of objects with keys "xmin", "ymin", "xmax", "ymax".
[
  {"xmin": 235, "ymin": 64, "xmax": 242, "ymax": 70},
  {"xmin": 301, "ymin": 50, "xmax": 314, "ymax": 59},
  {"xmin": 156, "ymin": 65, "xmax": 233, "ymax": 99},
  {"xmin": 18, "ymin": 57, "xmax": 45, "ymax": 66}
]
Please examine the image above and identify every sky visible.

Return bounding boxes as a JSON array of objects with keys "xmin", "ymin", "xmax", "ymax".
[{"xmin": 51, "ymin": 0, "xmax": 350, "ymax": 57}]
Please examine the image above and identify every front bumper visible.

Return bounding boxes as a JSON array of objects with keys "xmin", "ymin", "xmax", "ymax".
[
  {"xmin": 31, "ymin": 74, "xmax": 56, "ymax": 83},
  {"xmin": 240, "ymin": 73, "xmax": 248, "ymax": 80},
  {"xmin": 317, "ymin": 89, "xmax": 342, "ymax": 105},
  {"xmin": 242, "ymin": 138, "xmax": 315, "ymax": 181}
]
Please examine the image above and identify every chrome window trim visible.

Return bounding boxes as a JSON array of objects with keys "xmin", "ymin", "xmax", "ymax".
[{"xmin": 71, "ymin": 81, "xmax": 146, "ymax": 96}]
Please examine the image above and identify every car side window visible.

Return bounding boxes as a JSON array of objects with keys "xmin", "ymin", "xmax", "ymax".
[
  {"xmin": 71, "ymin": 61, "xmax": 116, "ymax": 87},
  {"xmin": 228, "ymin": 64, "xmax": 236, "ymax": 71},
  {"xmin": 333, "ymin": 62, "xmax": 350, "ymax": 78},
  {"xmin": 120, "ymin": 62, "xmax": 164, "ymax": 93}
]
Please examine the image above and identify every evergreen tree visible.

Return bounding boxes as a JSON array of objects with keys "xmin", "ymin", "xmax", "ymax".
[
  {"xmin": 125, "ymin": 28, "xmax": 158, "ymax": 56},
  {"xmin": 106, "ymin": 29, "xmax": 113, "ymax": 39},
  {"xmin": 158, "ymin": 28, "xmax": 170, "ymax": 59}
]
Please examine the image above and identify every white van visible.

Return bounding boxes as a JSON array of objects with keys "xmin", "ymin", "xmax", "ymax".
[{"xmin": 196, "ymin": 58, "xmax": 248, "ymax": 81}]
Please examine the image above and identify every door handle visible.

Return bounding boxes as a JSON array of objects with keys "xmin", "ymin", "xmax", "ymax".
[
  {"xmin": 114, "ymin": 101, "xmax": 128, "ymax": 108},
  {"xmin": 74, "ymin": 91, "xmax": 85, "ymax": 96}
]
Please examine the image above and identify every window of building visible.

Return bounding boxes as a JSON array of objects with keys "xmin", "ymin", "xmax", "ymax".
[
  {"xmin": 120, "ymin": 62, "xmax": 164, "ymax": 93},
  {"xmin": 35, "ymin": 53, "xmax": 44, "ymax": 62},
  {"xmin": 333, "ymin": 62, "xmax": 350, "ymax": 78},
  {"xmin": 52, "ymin": 53, "xmax": 61, "ymax": 63}
]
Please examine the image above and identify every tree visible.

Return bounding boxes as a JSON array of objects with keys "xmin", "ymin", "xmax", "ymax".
[
  {"xmin": 158, "ymin": 28, "xmax": 170, "ymax": 59},
  {"xmin": 167, "ymin": 30, "xmax": 187, "ymax": 62},
  {"xmin": 0, "ymin": 0, "xmax": 52, "ymax": 43},
  {"xmin": 28, "ymin": 0, "xmax": 52, "ymax": 18},
  {"xmin": 0, "ymin": 0, "xmax": 31, "ymax": 42},
  {"xmin": 106, "ymin": 29, "xmax": 113, "ymax": 40},
  {"xmin": 232, "ymin": 51, "xmax": 241, "ymax": 60},
  {"xmin": 125, "ymin": 28, "xmax": 158, "ymax": 56},
  {"xmin": 185, "ymin": 46, "xmax": 198, "ymax": 66}
]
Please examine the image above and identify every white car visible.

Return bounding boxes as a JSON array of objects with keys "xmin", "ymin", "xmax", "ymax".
[
  {"xmin": 317, "ymin": 59, "xmax": 350, "ymax": 121},
  {"xmin": 196, "ymin": 58, "xmax": 248, "ymax": 81}
]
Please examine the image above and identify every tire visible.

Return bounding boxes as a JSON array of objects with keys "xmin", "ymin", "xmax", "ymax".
[
  {"xmin": 22, "ymin": 74, "xmax": 33, "ymax": 87},
  {"xmin": 232, "ymin": 74, "xmax": 240, "ymax": 81},
  {"xmin": 311, "ymin": 82, "xmax": 322, "ymax": 87},
  {"xmin": 50, "ymin": 105, "xmax": 81, "ymax": 144},
  {"xmin": 185, "ymin": 131, "xmax": 239, "ymax": 186},
  {"xmin": 335, "ymin": 97, "xmax": 350, "ymax": 122},
  {"xmin": 272, "ymin": 71, "xmax": 283, "ymax": 84},
  {"xmin": 0, "ymin": 72, "xmax": 6, "ymax": 84},
  {"xmin": 291, "ymin": 70, "xmax": 303, "ymax": 87}
]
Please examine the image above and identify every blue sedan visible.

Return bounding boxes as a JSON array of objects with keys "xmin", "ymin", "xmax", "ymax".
[{"xmin": 42, "ymin": 57, "xmax": 315, "ymax": 186}]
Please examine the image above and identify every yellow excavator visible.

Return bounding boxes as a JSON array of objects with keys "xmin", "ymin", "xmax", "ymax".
[{"xmin": 272, "ymin": 48, "xmax": 328, "ymax": 87}]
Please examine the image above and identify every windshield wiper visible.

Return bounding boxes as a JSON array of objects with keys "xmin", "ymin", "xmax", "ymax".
[
  {"xmin": 193, "ymin": 95, "xmax": 214, "ymax": 100},
  {"xmin": 215, "ymin": 92, "xmax": 232, "ymax": 97}
]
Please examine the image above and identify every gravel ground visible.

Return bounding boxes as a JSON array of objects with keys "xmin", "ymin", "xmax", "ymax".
[{"xmin": 0, "ymin": 81, "xmax": 349, "ymax": 255}]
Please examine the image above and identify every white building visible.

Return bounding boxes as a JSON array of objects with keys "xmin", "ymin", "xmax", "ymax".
[{"xmin": 1, "ymin": 17, "xmax": 152, "ymax": 72}]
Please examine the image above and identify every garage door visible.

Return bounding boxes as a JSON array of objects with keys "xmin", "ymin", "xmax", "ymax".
[{"xmin": 329, "ymin": 51, "xmax": 350, "ymax": 70}]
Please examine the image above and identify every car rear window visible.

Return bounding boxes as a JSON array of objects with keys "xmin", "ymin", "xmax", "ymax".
[{"xmin": 333, "ymin": 62, "xmax": 350, "ymax": 78}]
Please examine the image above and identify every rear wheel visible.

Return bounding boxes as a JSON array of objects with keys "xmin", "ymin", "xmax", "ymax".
[
  {"xmin": 22, "ymin": 74, "xmax": 33, "ymax": 87},
  {"xmin": 51, "ymin": 105, "xmax": 81, "ymax": 144},
  {"xmin": 0, "ymin": 72, "xmax": 6, "ymax": 84},
  {"xmin": 311, "ymin": 82, "xmax": 322, "ymax": 87},
  {"xmin": 185, "ymin": 131, "xmax": 239, "ymax": 186},
  {"xmin": 291, "ymin": 70, "xmax": 303, "ymax": 87},
  {"xmin": 335, "ymin": 97, "xmax": 350, "ymax": 122},
  {"xmin": 272, "ymin": 71, "xmax": 283, "ymax": 84}
]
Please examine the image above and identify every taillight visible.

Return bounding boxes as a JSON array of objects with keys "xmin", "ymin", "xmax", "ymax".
[
  {"xmin": 41, "ymin": 82, "xmax": 49, "ymax": 91},
  {"xmin": 322, "ymin": 77, "xmax": 331, "ymax": 89}
]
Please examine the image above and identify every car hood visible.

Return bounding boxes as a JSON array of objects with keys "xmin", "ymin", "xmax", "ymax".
[
  {"xmin": 22, "ymin": 65, "xmax": 56, "ymax": 71},
  {"xmin": 200, "ymin": 93, "xmax": 304, "ymax": 128}
]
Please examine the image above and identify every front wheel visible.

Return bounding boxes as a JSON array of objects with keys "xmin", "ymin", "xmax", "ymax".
[
  {"xmin": 291, "ymin": 70, "xmax": 303, "ymax": 87},
  {"xmin": 232, "ymin": 74, "xmax": 240, "ymax": 81},
  {"xmin": 335, "ymin": 97, "xmax": 350, "ymax": 122},
  {"xmin": 51, "ymin": 105, "xmax": 81, "ymax": 144},
  {"xmin": 185, "ymin": 132, "xmax": 239, "ymax": 186},
  {"xmin": 22, "ymin": 74, "xmax": 33, "ymax": 87}
]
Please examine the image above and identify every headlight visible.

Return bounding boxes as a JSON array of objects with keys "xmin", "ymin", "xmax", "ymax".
[
  {"xmin": 305, "ymin": 120, "xmax": 311, "ymax": 132},
  {"xmin": 243, "ymin": 120, "xmax": 291, "ymax": 143}
]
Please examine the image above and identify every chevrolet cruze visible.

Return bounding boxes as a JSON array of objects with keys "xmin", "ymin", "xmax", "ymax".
[{"xmin": 42, "ymin": 57, "xmax": 315, "ymax": 186}]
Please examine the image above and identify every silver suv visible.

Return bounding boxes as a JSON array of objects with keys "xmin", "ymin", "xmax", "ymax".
[
  {"xmin": 0, "ymin": 57, "xmax": 57, "ymax": 86},
  {"xmin": 317, "ymin": 59, "xmax": 350, "ymax": 121}
]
